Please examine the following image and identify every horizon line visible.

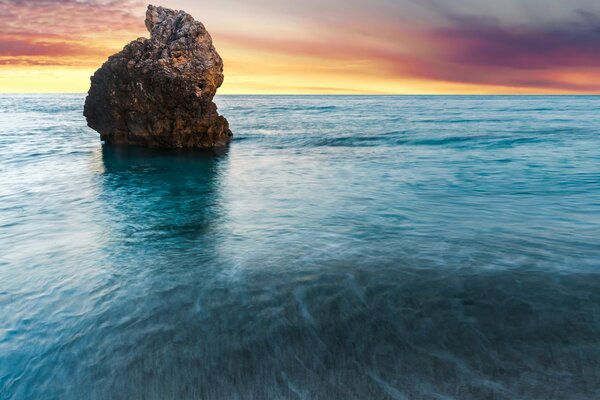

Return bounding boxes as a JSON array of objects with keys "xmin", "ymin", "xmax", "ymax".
[{"xmin": 2, "ymin": 92, "xmax": 600, "ymax": 96}]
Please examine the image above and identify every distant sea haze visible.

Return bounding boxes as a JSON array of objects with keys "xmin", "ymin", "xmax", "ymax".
[{"xmin": 1, "ymin": 94, "xmax": 599, "ymax": 399}]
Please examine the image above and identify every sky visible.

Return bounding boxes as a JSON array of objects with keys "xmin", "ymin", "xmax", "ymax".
[{"xmin": 1, "ymin": 0, "xmax": 600, "ymax": 94}]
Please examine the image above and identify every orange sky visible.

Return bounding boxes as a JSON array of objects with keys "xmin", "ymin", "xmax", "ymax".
[{"xmin": 1, "ymin": 0, "xmax": 600, "ymax": 94}]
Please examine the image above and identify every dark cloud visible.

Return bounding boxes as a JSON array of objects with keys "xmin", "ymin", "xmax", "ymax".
[{"xmin": 434, "ymin": 13, "xmax": 600, "ymax": 70}]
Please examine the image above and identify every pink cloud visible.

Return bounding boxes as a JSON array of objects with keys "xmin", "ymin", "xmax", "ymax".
[
  {"xmin": 0, "ymin": 0, "xmax": 145, "ymax": 65},
  {"xmin": 0, "ymin": 0, "xmax": 146, "ymax": 35}
]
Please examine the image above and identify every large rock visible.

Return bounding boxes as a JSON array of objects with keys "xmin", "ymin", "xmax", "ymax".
[{"xmin": 84, "ymin": 5, "xmax": 232, "ymax": 148}]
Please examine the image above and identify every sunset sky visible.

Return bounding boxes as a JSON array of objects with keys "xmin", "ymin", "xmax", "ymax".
[{"xmin": 1, "ymin": 0, "xmax": 600, "ymax": 94}]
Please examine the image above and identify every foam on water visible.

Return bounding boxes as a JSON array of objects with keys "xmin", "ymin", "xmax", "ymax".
[{"xmin": 1, "ymin": 94, "xmax": 600, "ymax": 399}]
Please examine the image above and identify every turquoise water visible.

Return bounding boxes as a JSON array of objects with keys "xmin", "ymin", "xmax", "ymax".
[{"xmin": 1, "ymin": 94, "xmax": 600, "ymax": 399}]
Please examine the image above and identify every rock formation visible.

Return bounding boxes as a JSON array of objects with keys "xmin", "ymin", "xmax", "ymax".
[{"xmin": 84, "ymin": 5, "xmax": 231, "ymax": 148}]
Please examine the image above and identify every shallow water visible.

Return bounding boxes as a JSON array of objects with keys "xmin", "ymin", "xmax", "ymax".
[{"xmin": 1, "ymin": 94, "xmax": 600, "ymax": 399}]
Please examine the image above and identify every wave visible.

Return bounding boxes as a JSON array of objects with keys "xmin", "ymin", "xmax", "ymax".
[
  {"xmin": 234, "ymin": 132, "xmax": 558, "ymax": 149},
  {"xmin": 266, "ymin": 105, "xmax": 338, "ymax": 112}
]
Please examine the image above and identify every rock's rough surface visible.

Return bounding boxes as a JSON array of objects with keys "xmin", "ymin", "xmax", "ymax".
[{"xmin": 84, "ymin": 5, "xmax": 231, "ymax": 148}]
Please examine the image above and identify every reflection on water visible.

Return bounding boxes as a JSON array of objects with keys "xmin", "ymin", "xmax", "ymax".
[
  {"xmin": 1, "ymin": 95, "xmax": 600, "ymax": 399},
  {"xmin": 100, "ymin": 146, "xmax": 228, "ymax": 247}
]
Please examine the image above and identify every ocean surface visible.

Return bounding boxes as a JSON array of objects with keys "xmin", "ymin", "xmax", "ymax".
[{"xmin": 1, "ymin": 94, "xmax": 600, "ymax": 399}]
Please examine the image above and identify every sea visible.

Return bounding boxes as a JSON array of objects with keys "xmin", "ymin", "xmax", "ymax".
[{"xmin": 1, "ymin": 94, "xmax": 599, "ymax": 399}]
